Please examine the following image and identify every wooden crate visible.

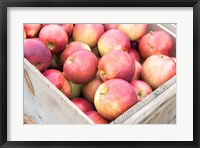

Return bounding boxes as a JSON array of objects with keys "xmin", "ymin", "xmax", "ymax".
[{"xmin": 24, "ymin": 24, "xmax": 176, "ymax": 124}]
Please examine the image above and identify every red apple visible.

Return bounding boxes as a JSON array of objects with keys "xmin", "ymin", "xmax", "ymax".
[
  {"xmin": 69, "ymin": 81, "xmax": 83, "ymax": 98},
  {"xmin": 61, "ymin": 24, "xmax": 74, "ymax": 36},
  {"xmin": 131, "ymin": 61, "xmax": 142, "ymax": 81},
  {"xmin": 39, "ymin": 24, "xmax": 68, "ymax": 53},
  {"xmin": 85, "ymin": 111, "xmax": 109, "ymax": 124},
  {"xmin": 130, "ymin": 80, "xmax": 152, "ymax": 101},
  {"xmin": 41, "ymin": 24, "xmax": 74, "ymax": 37},
  {"xmin": 24, "ymin": 38, "xmax": 52, "ymax": 72},
  {"xmin": 141, "ymin": 54, "xmax": 176, "ymax": 89},
  {"xmin": 24, "ymin": 31, "xmax": 26, "ymax": 39},
  {"xmin": 24, "ymin": 24, "xmax": 42, "ymax": 38},
  {"xmin": 82, "ymin": 73, "xmax": 103, "ymax": 104},
  {"xmin": 43, "ymin": 69, "xmax": 71, "ymax": 98},
  {"xmin": 171, "ymin": 57, "xmax": 176, "ymax": 63},
  {"xmin": 98, "ymin": 50, "xmax": 135, "ymax": 82},
  {"xmin": 129, "ymin": 49, "xmax": 141, "ymax": 62},
  {"xmin": 98, "ymin": 29, "xmax": 131, "ymax": 56},
  {"xmin": 60, "ymin": 41, "xmax": 91, "ymax": 65},
  {"xmin": 63, "ymin": 50, "xmax": 98, "ymax": 84},
  {"xmin": 139, "ymin": 30, "xmax": 174, "ymax": 59},
  {"xmin": 104, "ymin": 24, "xmax": 119, "ymax": 31},
  {"xmin": 94, "ymin": 78, "xmax": 138, "ymax": 121},
  {"xmin": 118, "ymin": 24, "xmax": 147, "ymax": 41},
  {"xmin": 72, "ymin": 24, "xmax": 104, "ymax": 48},
  {"xmin": 71, "ymin": 98, "xmax": 95, "ymax": 113}
]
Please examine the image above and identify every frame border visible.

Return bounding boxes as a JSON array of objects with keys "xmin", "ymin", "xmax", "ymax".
[{"xmin": 1, "ymin": 0, "xmax": 199, "ymax": 148}]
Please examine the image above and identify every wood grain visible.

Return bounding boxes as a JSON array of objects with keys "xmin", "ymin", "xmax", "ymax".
[{"xmin": 24, "ymin": 58, "xmax": 94, "ymax": 124}]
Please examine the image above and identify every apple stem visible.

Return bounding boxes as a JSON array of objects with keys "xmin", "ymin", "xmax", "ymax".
[
  {"xmin": 47, "ymin": 42, "xmax": 55, "ymax": 50},
  {"xmin": 100, "ymin": 87, "xmax": 108, "ymax": 96},
  {"xmin": 100, "ymin": 70, "xmax": 106, "ymax": 79}
]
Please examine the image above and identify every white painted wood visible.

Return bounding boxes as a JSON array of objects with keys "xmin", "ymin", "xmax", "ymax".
[{"xmin": 24, "ymin": 58, "xmax": 94, "ymax": 124}]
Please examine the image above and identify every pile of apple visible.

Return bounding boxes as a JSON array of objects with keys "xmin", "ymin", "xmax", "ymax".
[{"xmin": 24, "ymin": 24, "xmax": 176, "ymax": 124}]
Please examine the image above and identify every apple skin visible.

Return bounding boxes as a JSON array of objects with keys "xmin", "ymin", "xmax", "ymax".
[
  {"xmin": 24, "ymin": 31, "xmax": 26, "ymax": 39},
  {"xmin": 104, "ymin": 24, "xmax": 119, "ymax": 31},
  {"xmin": 171, "ymin": 57, "xmax": 176, "ymax": 63},
  {"xmin": 139, "ymin": 30, "xmax": 173, "ymax": 60},
  {"xmin": 71, "ymin": 98, "xmax": 95, "ymax": 113},
  {"xmin": 61, "ymin": 24, "xmax": 74, "ymax": 36},
  {"xmin": 118, "ymin": 24, "xmax": 147, "ymax": 41},
  {"xmin": 43, "ymin": 69, "xmax": 71, "ymax": 98},
  {"xmin": 41, "ymin": 24, "xmax": 74, "ymax": 37},
  {"xmin": 24, "ymin": 38, "xmax": 52, "ymax": 72},
  {"xmin": 130, "ymin": 80, "xmax": 152, "ymax": 101},
  {"xmin": 39, "ymin": 24, "xmax": 68, "ymax": 53},
  {"xmin": 82, "ymin": 73, "xmax": 103, "ymax": 104},
  {"xmin": 141, "ymin": 54, "xmax": 176, "ymax": 90},
  {"xmin": 69, "ymin": 81, "xmax": 83, "ymax": 98},
  {"xmin": 98, "ymin": 50, "xmax": 135, "ymax": 82},
  {"xmin": 85, "ymin": 111, "xmax": 109, "ymax": 124},
  {"xmin": 98, "ymin": 29, "xmax": 131, "ymax": 56},
  {"xmin": 94, "ymin": 78, "xmax": 138, "ymax": 121},
  {"xmin": 24, "ymin": 24, "xmax": 42, "ymax": 38},
  {"xmin": 129, "ymin": 49, "xmax": 142, "ymax": 63},
  {"xmin": 60, "ymin": 41, "xmax": 91, "ymax": 65},
  {"xmin": 131, "ymin": 61, "xmax": 142, "ymax": 81},
  {"xmin": 72, "ymin": 24, "xmax": 104, "ymax": 48},
  {"xmin": 63, "ymin": 50, "xmax": 98, "ymax": 84}
]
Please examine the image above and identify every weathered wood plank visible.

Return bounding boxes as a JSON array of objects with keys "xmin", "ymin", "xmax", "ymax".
[
  {"xmin": 24, "ymin": 58, "xmax": 94, "ymax": 124},
  {"xmin": 140, "ymin": 96, "xmax": 176, "ymax": 124}
]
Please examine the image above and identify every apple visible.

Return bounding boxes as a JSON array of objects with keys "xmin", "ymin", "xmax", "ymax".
[
  {"xmin": 63, "ymin": 50, "xmax": 98, "ymax": 84},
  {"xmin": 139, "ymin": 30, "xmax": 174, "ymax": 60},
  {"xmin": 129, "ymin": 49, "xmax": 141, "ymax": 62},
  {"xmin": 130, "ymin": 80, "xmax": 152, "ymax": 101},
  {"xmin": 171, "ymin": 57, "xmax": 176, "ymax": 63},
  {"xmin": 82, "ymin": 73, "xmax": 103, "ymax": 104},
  {"xmin": 131, "ymin": 61, "xmax": 142, "ymax": 81},
  {"xmin": 43, "ymin": 69, "xmax": 71, "ymax": 98},
  {"xmin": 141, "ymin": 54, "xmax": 176, "ymax": 90},
  {"xmin": 24, "ymin": 31, "xmax": 26, "ymax": 39},
  {"xmin": 118, "ymin": 24, "xmax": 147, "ymax": 41},
  {"xmin": 49, "ymin": 53, "xmax": 63, "ymax": 71},
  {"xmin": 41, "ymin": 24, "xmax": 74, "ymax": 37},
  {"xmin": 39, "ymin": 24, "xmax": 68, "ymax": 53},
  {"xmin": 85, "ymin": 111, "xmax": 109, "ymax": 124},
  {"xmin": 94, "ymin": 78, "xmax": 138, "ymax": 121},
  {"xmin": 24, "ymin": 38, "xmax": 52, "ymax": 72},
  {"xmin": 24, "ymin": 24, "xmax": 42, "ymax": 38},
  {"xmin": 98, "ymin": 50, "xmax": 135, "ymax": 82},
  {"xmin": 104, "ymin": 24, "xmax": 119, "ymax": 31},
  {"xmin": 98, "ymin": 29, "xmax": 131, "ymax": 56},
  {"xmin": 61, "ymin": 24, "xmax": 74, "ymax": 36},
  {"xmin": 71, "ymin": 98, "xmax": 95, "ymax": 113},
  {"xmin": 69, "ymin": 81, "xmax": 83, "ymax": 98},
  {"xmin": 72, "ymin": 24, "xmax": 104, "ymax": 48},
  {"xmin": 60, "ymin": 41, "xmax": 91, "ymax": 65}
]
